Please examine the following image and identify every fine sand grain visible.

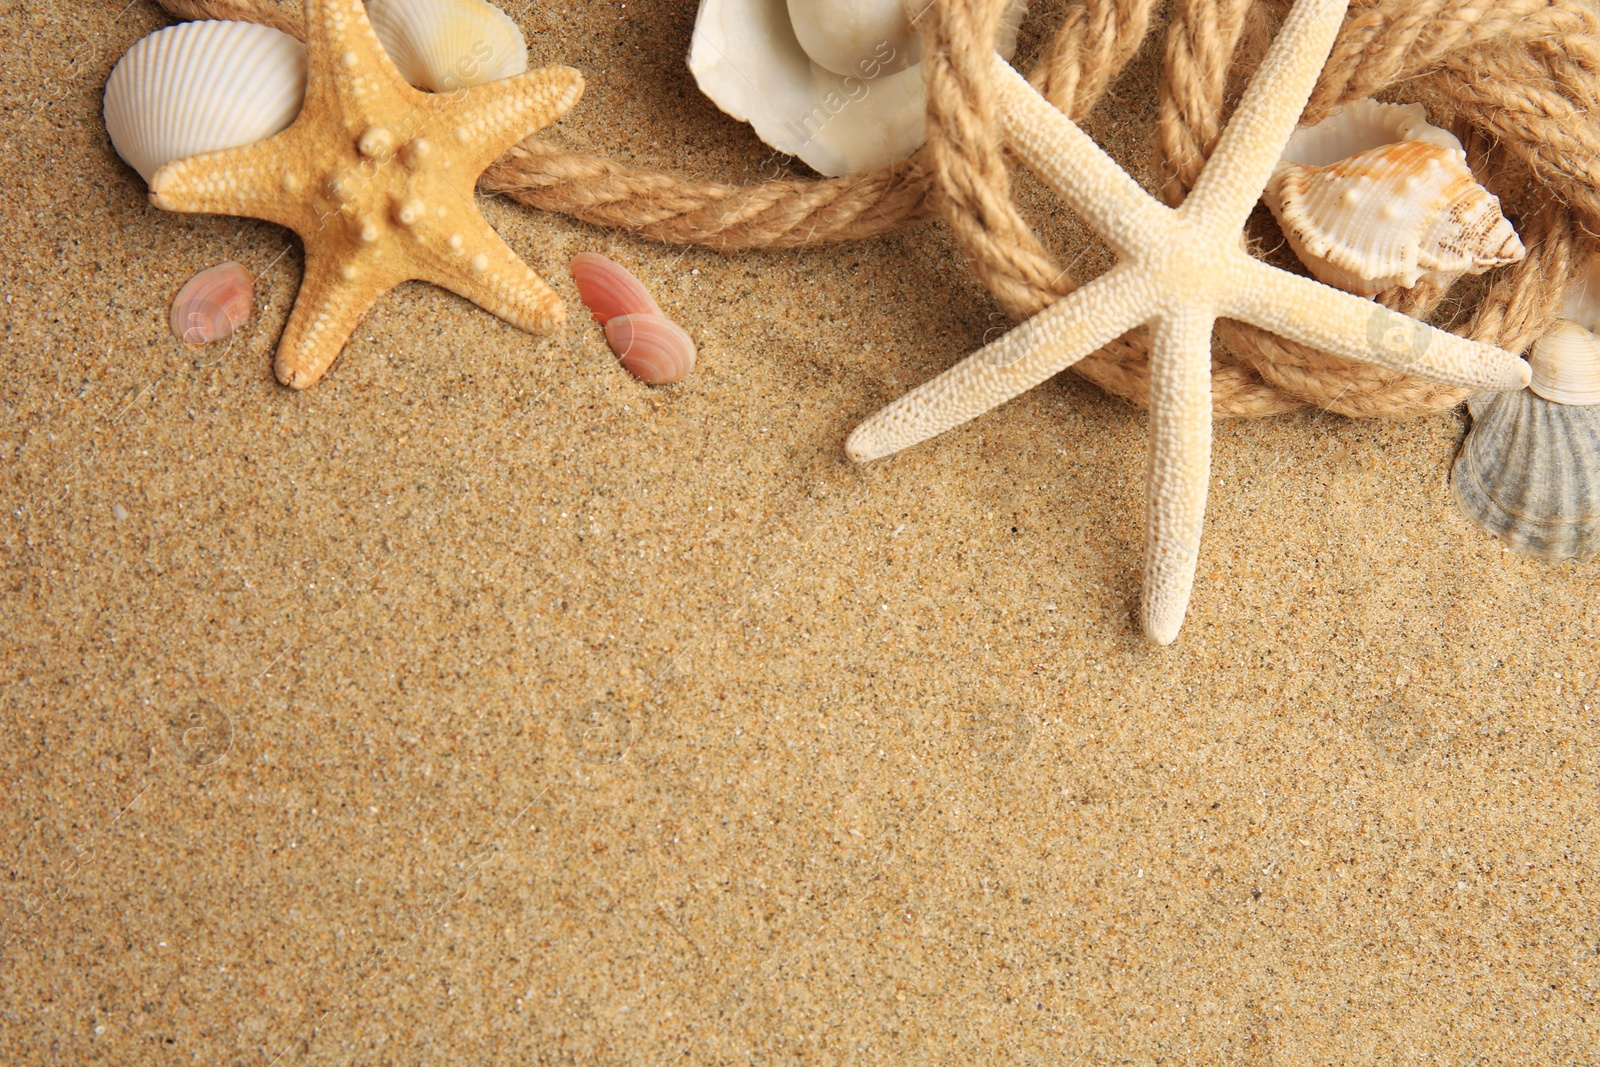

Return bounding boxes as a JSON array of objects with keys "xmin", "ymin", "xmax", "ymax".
[{"xmin": 1, "ymin": 2, "xmax": 1596, "ymax": 1063}]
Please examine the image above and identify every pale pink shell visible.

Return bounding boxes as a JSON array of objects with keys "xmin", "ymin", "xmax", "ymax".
[
  {"xmin": 604, "ymin": 313, "xmax": 696, "ymax": 385},
  {"xmin": 170, "ymin": 261, "xmax": 254, "ymax": 345},
  {"xmin": 570, "ymin": 252, "xmax": 663, "ymax": 324}
]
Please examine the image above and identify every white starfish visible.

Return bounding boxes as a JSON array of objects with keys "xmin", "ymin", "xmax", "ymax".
[{"xmin": 846, "ymin": 0, "xmax": 1530, "ymax": 645}]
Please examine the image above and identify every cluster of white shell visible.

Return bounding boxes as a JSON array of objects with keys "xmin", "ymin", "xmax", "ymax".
[
  {"xmin": 104, "ymin": 0, "xmax": 529, "ymax": 186},
  {"xmin": 689, "ymin": 0, "xmax": 1028, "ymax": 177},
  {"xmin": 1452, "ymin": 262, "xmax": 1600, "ymax": 561},
  {"xmin": 1263, "ymin": 100, "xmax": 1525, "ymax": 297}
]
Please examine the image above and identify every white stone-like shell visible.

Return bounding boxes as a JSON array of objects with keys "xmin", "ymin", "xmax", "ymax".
[
  {"xmin": 787, "ymin": 0, "xmax": 919, "ymax": 77},
  {"xmin": 368, "ymin": 0, "xmax": 528, "ymax": 93},
  {"xmin": 1452, "ymin": 385, "xmax": 1600, "ymax": 562},
  {"xmin": 103, "ymin": 20, "xmax": 307, "ymax": 183},
  {"xmin": 689, "ymin": 0, "xmax": 1027, "ymax": 177},
  {"xmin": 1263, "ymin": 100, "xmax": 1525, "ymax": 297}
]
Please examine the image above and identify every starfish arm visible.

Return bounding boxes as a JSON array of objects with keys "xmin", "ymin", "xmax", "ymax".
[
  {"xmin": 847, "ymin": 264, "xmax": 1153, "ymax": 462},
  {"xmin": 435, "ymin": 67, "xmax": 586, "ymax": 174},
  {"xmin": 1182, "ymin": 0, "xmax": 1349, "ymax": 233},
  {"xmin": 417, "ymin": 218, "xmax": 565, "ymax": 336},
  {"xmin": 1141, "ymin": 306, "xmax": 1216, "ymax": 646},
  {"xmin": 989, "ymin": 52, "xmax": 1170, "ymax": 256},
  {"xmin": 303, "ymin": 0, "xmax": 418, "ymax": 107},
  {"xmin": 149, "ymin": 134, "xmax": 312, "ymax": 232},
  {"xmin": 1225, "ymin": 258, "xmax": 1531, "ymax": 390},
  {"xmin": 275, "ymin": 246, "xmax": 402, "ymax": 389}
]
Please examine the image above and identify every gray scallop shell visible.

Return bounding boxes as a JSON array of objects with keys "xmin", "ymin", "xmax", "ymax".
[{"xmin": 1452, "ymin": 389, "xmax": 1600, "ymax": 560}]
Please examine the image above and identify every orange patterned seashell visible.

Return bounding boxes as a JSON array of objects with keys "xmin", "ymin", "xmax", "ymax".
[
  {"xmin": 170, "ymin": 261, "xmax": 254, "ymax": 345},
  {"xmin": 1263, "ymin": 100, "xmax": 1524, "ymax": 297},
  {"xmin": 570, "ymin": 252, "xmax": 663, "ymax": 324},
  {"xmin": 604, "ymin": 313, "xmax": 696, "ymax": 385}
]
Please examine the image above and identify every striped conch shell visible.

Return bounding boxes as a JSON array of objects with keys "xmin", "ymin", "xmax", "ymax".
[
  {"xmin": 1263, "ymin": 100, "xmax": 1525, "ymax": 297},
  {"xmin": 1451, "ymin": 309, "xmax": 1600, "ymax": 561}
]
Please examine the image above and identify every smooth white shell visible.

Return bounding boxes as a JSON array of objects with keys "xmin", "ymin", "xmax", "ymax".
[
  {"xmin": 104, "ymin": 20, "xmax": 307, "ymax": 184},
  {"xmin": 605, "ymin": 314, "xmax": 697, "ymax": 385},
  {"xmin": 787, "ymin": 0, "xmax": 919, "ymax": 77},
  {"xmin": 170, "ymin": 261, "xmax": 254, "ymax": 345},
  {"xmin": 1529, "ymin": 320, "xmax": 1600, "ymax": 406},
  {"xmin": 368, "ymin": 0, "xmax": 528, "ymax": 92},
  {"xmin": 690, "ymin": 0, "xmax": 1027, "ymax": 176},
  {"xmin": 1453, "ymin": 387, "xmax": 1600, "ymax": 561},
  {"xmin": 1263, "ymin": 101, "xmax": 1524, "ymax": 296}
]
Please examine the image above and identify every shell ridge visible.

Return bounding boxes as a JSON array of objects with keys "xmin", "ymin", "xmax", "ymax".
[
  {"xmin": 104, "ymin": 19, "xmax": 308, "ymax": 182},
  {"xmin": 1454, "ymin": 387, "xmax": 1600, "ymax": 560}
]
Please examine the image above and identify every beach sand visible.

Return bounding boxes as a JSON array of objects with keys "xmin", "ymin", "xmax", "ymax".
[{"xmin": 2, "ymin": 1, "xmax": 1597, "ymax": 1062}]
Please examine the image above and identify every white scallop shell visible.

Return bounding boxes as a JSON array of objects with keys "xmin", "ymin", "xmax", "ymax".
[
  {"xmin": 104, "ymin": 20, "xmax": 306, "ymax": 184},
  {"xmin": 1452, "ymin": 387, "xmax": 1600, "ymax": 561},
  {"xmin": 367, "ymin": 0, "xmax": 528, "ymax": 93},
  {"xmin": 1263, "ymin": 100, "xmax": 1525, "ymax": 297}
]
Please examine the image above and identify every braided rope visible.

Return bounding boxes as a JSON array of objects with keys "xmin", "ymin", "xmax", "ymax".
[{"xmin": 152, "ymin": 0, "xmax": 1600, "ymax": 417}]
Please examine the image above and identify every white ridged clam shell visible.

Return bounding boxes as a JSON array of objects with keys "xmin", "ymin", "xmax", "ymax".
[
  {"xmin": 1529, "ymin": 320, "xmax": 1600, "ymax": 406},
  {"xmin": 368, "ymin": 0, "xmax": 528, "ymax": 93},
  {"xmin": 104, "ymin": 20, "xmax": 306, "ymax": 184},
  {"xmin": 1263, "ymin": 101, "xmax": 1525, "ymax": 297},
  {"xmin": 1452, "ymin": 387, "xmax": 1600, "ymax": 561}
]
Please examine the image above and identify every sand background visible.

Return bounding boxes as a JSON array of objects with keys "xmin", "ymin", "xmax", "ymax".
[{"xmin": 3, "ymin": 0, "xmax": 1598, "ymax": 1062}]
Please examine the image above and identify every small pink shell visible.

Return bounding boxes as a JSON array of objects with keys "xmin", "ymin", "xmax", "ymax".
[
  {"xmin": 605, "ymin": 313, "xmax": 696, "ymax": 385},
  {"xmin": 570, "ymin": 252, "xmax": 663, "ymax": 324},
  {"xmin": 170, "ymin": 261, "xmax": 254, "ymax": 345}
]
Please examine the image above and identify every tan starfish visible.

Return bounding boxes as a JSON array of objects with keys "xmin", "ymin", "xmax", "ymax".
[
  {"xmin": 149, "ymin": 0, "xmax": 583, "ymax": 389},
  {"xmin": 846, "ymin": 0, "xmax": 1530, "ymax": 645}
]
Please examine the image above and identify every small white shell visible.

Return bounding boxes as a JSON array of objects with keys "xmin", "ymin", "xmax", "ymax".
[
  {"xmin": 689, "ymin": 0, "xmax": 1027, "ymax": 177},
  {"xmin": 1452, "ymin": 386, "xmax": 1600, "ymax": 561},
  {"xmin": 1263, "ymin": 101, "xmax": 1524, "ymax": 296},
  {"xmin": 368, "ymin": 0, "xmax": 528, "ymax": 92},
  {"xmin": 605, "ymin": 313, "xmax": 697, "ymax": 385},
  {"xmin": 104, "ymin": 20, "xmax": 306, "ymax": 183},
  {"xmin": 1529, "ymin": 320, "xmax": 1600, "ymax": 406},
  {"xmin": 170, "ymin": 261, "xmax": 254, "ymax": 345}
]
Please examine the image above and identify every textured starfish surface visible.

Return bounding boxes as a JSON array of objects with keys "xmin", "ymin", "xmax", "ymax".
[
  {"xmin": 846, "ymin": 0, "xmax": 1530, "ymax": 645},
  {"xmin": 149, "ymin": 0, "xmax": 583, "ymax": 388}
]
